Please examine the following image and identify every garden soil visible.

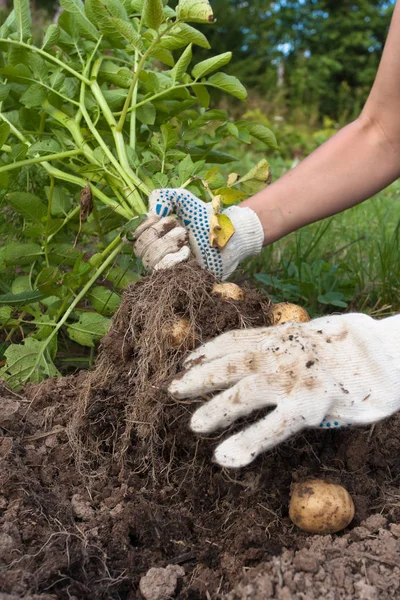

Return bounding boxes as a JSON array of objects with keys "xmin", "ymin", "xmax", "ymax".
[{"xmin": 1, "ymin": 264, "xmax": 400, "ymax": 599}]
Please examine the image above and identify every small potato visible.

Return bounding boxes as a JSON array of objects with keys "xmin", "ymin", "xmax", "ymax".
[
  {"xmin": 211, "ymin": 282, "xmax": 244, "ymax": 301},
  {"xmin": 271, "ymin": 302, "xmax": 310, "ymax": 325},
  {"xmin": 289, "ymin": 479, "xmax": 355, "ymax": 534},
  {"xmin": 161, "ymin": 318, "xmax": 195, "ymax": 349}
]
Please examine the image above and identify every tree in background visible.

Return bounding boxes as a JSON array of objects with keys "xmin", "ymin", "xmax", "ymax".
[{"xmin": 198, "ymin": 0, "xmax": 394, "ymax": 121}]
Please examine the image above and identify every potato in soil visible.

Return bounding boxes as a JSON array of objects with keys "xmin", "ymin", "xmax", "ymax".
[
  {"xmin": 289, "ymin": 479, "xmax": 355, "ymax": 534},
  {"xmin": 271, "ymin": 302, "xmax": 311, "ymax": 325}
]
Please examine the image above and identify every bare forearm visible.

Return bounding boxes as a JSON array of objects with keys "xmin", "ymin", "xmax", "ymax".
[{"xmin": 242, "ymin": 115, "xmax": 400, "ymax": 245}]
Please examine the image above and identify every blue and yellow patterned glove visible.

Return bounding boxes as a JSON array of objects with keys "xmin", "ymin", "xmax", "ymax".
[{"xmin": 134, "ymin": 188, "xmax": 264, "ymax": 280}]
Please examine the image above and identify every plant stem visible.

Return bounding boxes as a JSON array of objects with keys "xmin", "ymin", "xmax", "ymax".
[
  {"xmin": 0, "ymin": 38, "xmax": 91, "ymax": 84},
  {"xmin": 116, "ymin": 22, "xmax": 176, "ymax": 133},
  {"xmin": 130, "ymin": 49, "xmax": 139, "ymax": 149},
  {"xmin": 44, "ymin": 176, "xmax": 54, "ymax": 267},
  {"xmin": 39, "ymin": 240, "xmax": 124, "ymax": 366},
  {"xmin": 0, "ymin": 149, "xmax": 82, "ymax": 173},
  {"xmin": 46, "ymin": 206, "xmax": 81, "ymax": 243}
]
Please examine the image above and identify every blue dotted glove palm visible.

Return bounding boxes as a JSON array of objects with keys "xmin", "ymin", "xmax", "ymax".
[{"xmin": 134, "ymin": 189, "xmax": 264, "ymax": 280}]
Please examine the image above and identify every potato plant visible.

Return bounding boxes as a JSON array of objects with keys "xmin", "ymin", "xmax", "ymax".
[{"xmin": 0, "ymin": 0, "xmax": 277, "ymax": 386}]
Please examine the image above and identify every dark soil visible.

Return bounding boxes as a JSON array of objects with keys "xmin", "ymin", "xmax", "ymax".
[{"xmin": 1, "ymin": 265, "xmax": 400, "ymax": 599}]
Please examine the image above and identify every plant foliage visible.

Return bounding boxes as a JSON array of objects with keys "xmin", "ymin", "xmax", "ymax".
[{"xmin": 0, "ymin": 0, "xmax": 277, "ymax": 386}]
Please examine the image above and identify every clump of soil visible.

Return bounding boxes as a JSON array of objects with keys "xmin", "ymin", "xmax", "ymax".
[
  {"xmin": 1, "ymin": 264, "xmax": 400, "ymax": 599},
  {"xmin": 68, "ymin": 263, "xmax": 272, "ymax": 476}
]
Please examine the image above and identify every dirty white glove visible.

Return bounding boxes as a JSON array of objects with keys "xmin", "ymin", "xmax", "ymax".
[
  {"xmin": 169, "ymin": 313, "xmax": 400, "ymax": 468},
  {"xmin": 134, "ymin": 188, "xmax": 264, "ymax": 280}
]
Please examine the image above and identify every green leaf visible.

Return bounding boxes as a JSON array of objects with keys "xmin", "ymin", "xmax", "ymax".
[
  {"xmin": 171, "ymin": 43, "xmax": 192, "ymax": 83},
  {"xmin": 142, "ymin": 0, "xmax": 164, "ymax": 30},
  {"xmin": 237, "ymin": 121, "xmax": 278, "ymax": 149},
  {"xmin": 151, "ymin": 47, "xmax": 175, "ymax": 67},
  {"xmin": 207, "ymin": 72, "xmax": 247, "ymax": 101},
  {"xmin": 0, "ymin": 63, "xmax": 31, "ymax": 82},
  {"xmin": 102, "ymin": 89, "xmax": 127, "ymax": 110},
  {"xmin": 192, "ymin": 52, "xmax": 232, "ymax": 79},
  {"xmin": 99, "ymin": 61, "xmax": 132, "ymax": 88},
  {"xmin": 20, "ymin": 83, "xmax": 47, "ymax": 108},
  {"xmin": 88, "ymin": 286, "xmax": 121, "ymax": 315},
  {"xmin": 6, "ymin": 192, "xmax": 47, "ymax": 223},
  {"xmin": 192, "ymin": 84, "xmax": 210, "ymax": 108},
  {"xmin": 0, "ymin": 338, "xmax": 60, "ymax": 388},
  {"xmin": 42, "ymin": 24, "xmax": 60, "ymax": 49},
  {"xmin": 60, "ymin": 0, "xmax": 99, "ymax": 41},
  {"xmin": 187, "ymin": 146, "xmax": 238, "ymax": 164},
  {"xmin": 161, "ymin": 123, "xmax": 179, "ymax": 150},
  {"xmin": 85, "ymin": 0, "xmax": 131, "ymax": 47},
  {"xmin": 14, "ymin": 0, "xmax": 32, "ymax": 41},
  {"xmin": 0, "ymin": 9, "xmax": 17, "ymax": 37},
  {"xmin": 0, "ymin": 290, "xmax": 44, "ymax": 305},
  {"xmin": 0, "ymin": 172, "xmax": 9, "ymax": 191},
  {"xmin": 0, "ymin": 306, "xmax": 13, "ymax": 325},
  {"xmin": 0, "ymin": 242, "xmax": 42, "ymax": 266},
  {"xmin": 178, "ymin": 153, "xmax": 194, "ymax": 183},
  {"xmin": 0, "ymin": 122, "xmax": 10, "ymax": 148},
  {"xmin": 67, "ymin": 312, "xmax": 111, "ymax": 347},
  {"xmin": 137, "ymin": 102, "xmax": 156, "ymax": 125},
  {"xmin": 45, "ymin": 186, "xmax": 73, "ymax": 217},
  {"xmin": 10, "ymin": 143, "xmax": 29, "ymax": 161},
  {"xmin": 0, "ymin": 84, "xmax": 10, "ymax": 102},
  {"xmin": 161, "ymin": 23, "xmax": 210, "ymax": 49},
  {"xmin": 176, "ymin": 0, "xmax": 215, "ymax": 23},
  {"xmin": 27, "ymin": 140, "xmax": 62, "ymax": 156},
  {"xmin": 11, "ymin": 275, "xmax": 31, "ymax": 294}
]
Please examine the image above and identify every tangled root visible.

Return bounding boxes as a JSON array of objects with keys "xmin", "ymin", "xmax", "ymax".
[{"xmin": 68, "ymin": 263, "xmax": 272, "ymax": 476}]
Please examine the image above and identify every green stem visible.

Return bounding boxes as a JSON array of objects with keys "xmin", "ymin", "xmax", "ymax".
[
  {"xmin": 89, "ymin": 76, "xmax": 149, "ymax": 202},
  {"xmin": 0, "ymin": 38, "xmax": 91, "ymax": 84},
  {"xmin": 115, "ymin": 82, "xmax": 215, "ymax": 117},
  {"xmin": 0, "ymin": 149, "xmax": 82, "ymax": 174},
  {"xmin": 46, "ymin": 206, "xmax": 81, "ymax": 243},
  {"xmin": 116, "ymin": 21, "xmax": 176, "ymax": 133},
  {"xmin": 39, "ymin": 240, "xmax": 124, "ymax": 372},
  {"xmin": 130, "ymin": 49, "xmax": 139, "ymax": 149},
  {"xmin": 44, "ymin": 176, "xmax": 54, "ymax": 267}
]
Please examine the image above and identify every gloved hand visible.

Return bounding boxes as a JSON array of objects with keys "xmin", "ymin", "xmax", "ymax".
[
  {"xmin": 169, "ymin": 313, "xmax": 400, "ymax": 468},
  {"xmin": 134, "ymin": 189, "xmax": 264, "ymax": 280}
]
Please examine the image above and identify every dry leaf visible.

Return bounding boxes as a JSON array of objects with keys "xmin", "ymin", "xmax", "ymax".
[
  {"xmin": 80, "ymin": 184, "xmax": 93, "ymax": 221},
  {"xmin": 209, "ymin": 213, "xmax": 235, "ymax": 249}
]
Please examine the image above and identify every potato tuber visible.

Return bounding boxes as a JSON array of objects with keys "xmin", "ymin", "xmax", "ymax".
[
  {"xmin": 211, "ymin": 283, "xmax": 244, "ymax": 301},
  {"xmin": 161, "ymin": 318, "xmax": 195, "ymax": 349},
  {"xmin": 271, "ymin": 302, "xmax": 310, "ymax": 325},
  {"xmin": 289, "ymin": 479, "xmax": 355, "ymax": 534}
]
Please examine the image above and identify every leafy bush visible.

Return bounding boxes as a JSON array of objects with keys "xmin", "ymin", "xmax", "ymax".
[{"xmin": 0, "ymin": 0, "xmax": 278, "ymax": 386}]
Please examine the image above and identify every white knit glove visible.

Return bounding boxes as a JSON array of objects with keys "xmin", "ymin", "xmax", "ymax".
[
  {"xmin": 169, "ymin": 313, "xmax": 400, "ymax": 468},
  {"xmin": 134, "ymin": 189, "xmax": 264, "ymax": 280}
]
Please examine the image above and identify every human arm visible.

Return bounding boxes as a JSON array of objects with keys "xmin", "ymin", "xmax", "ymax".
[
  {"xmin": 134, "ymin": 3, "xmax": 400, "ymax": 277},
  {"xmin": 244, "ymin": 0, "xmax": 400, "ymax": 244},
  {"xmin": 168, "ymin": 313, "xmax": 400, "ymax": 468}
]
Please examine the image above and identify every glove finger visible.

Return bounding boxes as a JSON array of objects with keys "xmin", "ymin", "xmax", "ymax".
[
  {"xmin": 148, "ymin": 189, "xmax": 177, "ymax": 217},
  {"xmin": 169, "ymin": 349, "xmax": 271, "ymax": 398},
  {"xmin": 190, "ymin": 374, "xmax": 276, "ymax": 433},
  {"xmin": 133, "ymin": 214, "xmax": 160, "ymax": 240},
  {"xmin": 183, "ymin": 328, "xmax": 273, "ymax": 367},
  {"xmin": 213, "ymin": 408, "xmax": 304, "ymax": 468},
  {"xmin": 154, "ymin": 246, "xmax": 191, "ymax": 271},
  {"xmin": 134, "ymin": 217, "xmax": 180, "ymax": 259},
  {"xmin": 141, "ymin": 227, "xmax": 189, "ymax": 269}
]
